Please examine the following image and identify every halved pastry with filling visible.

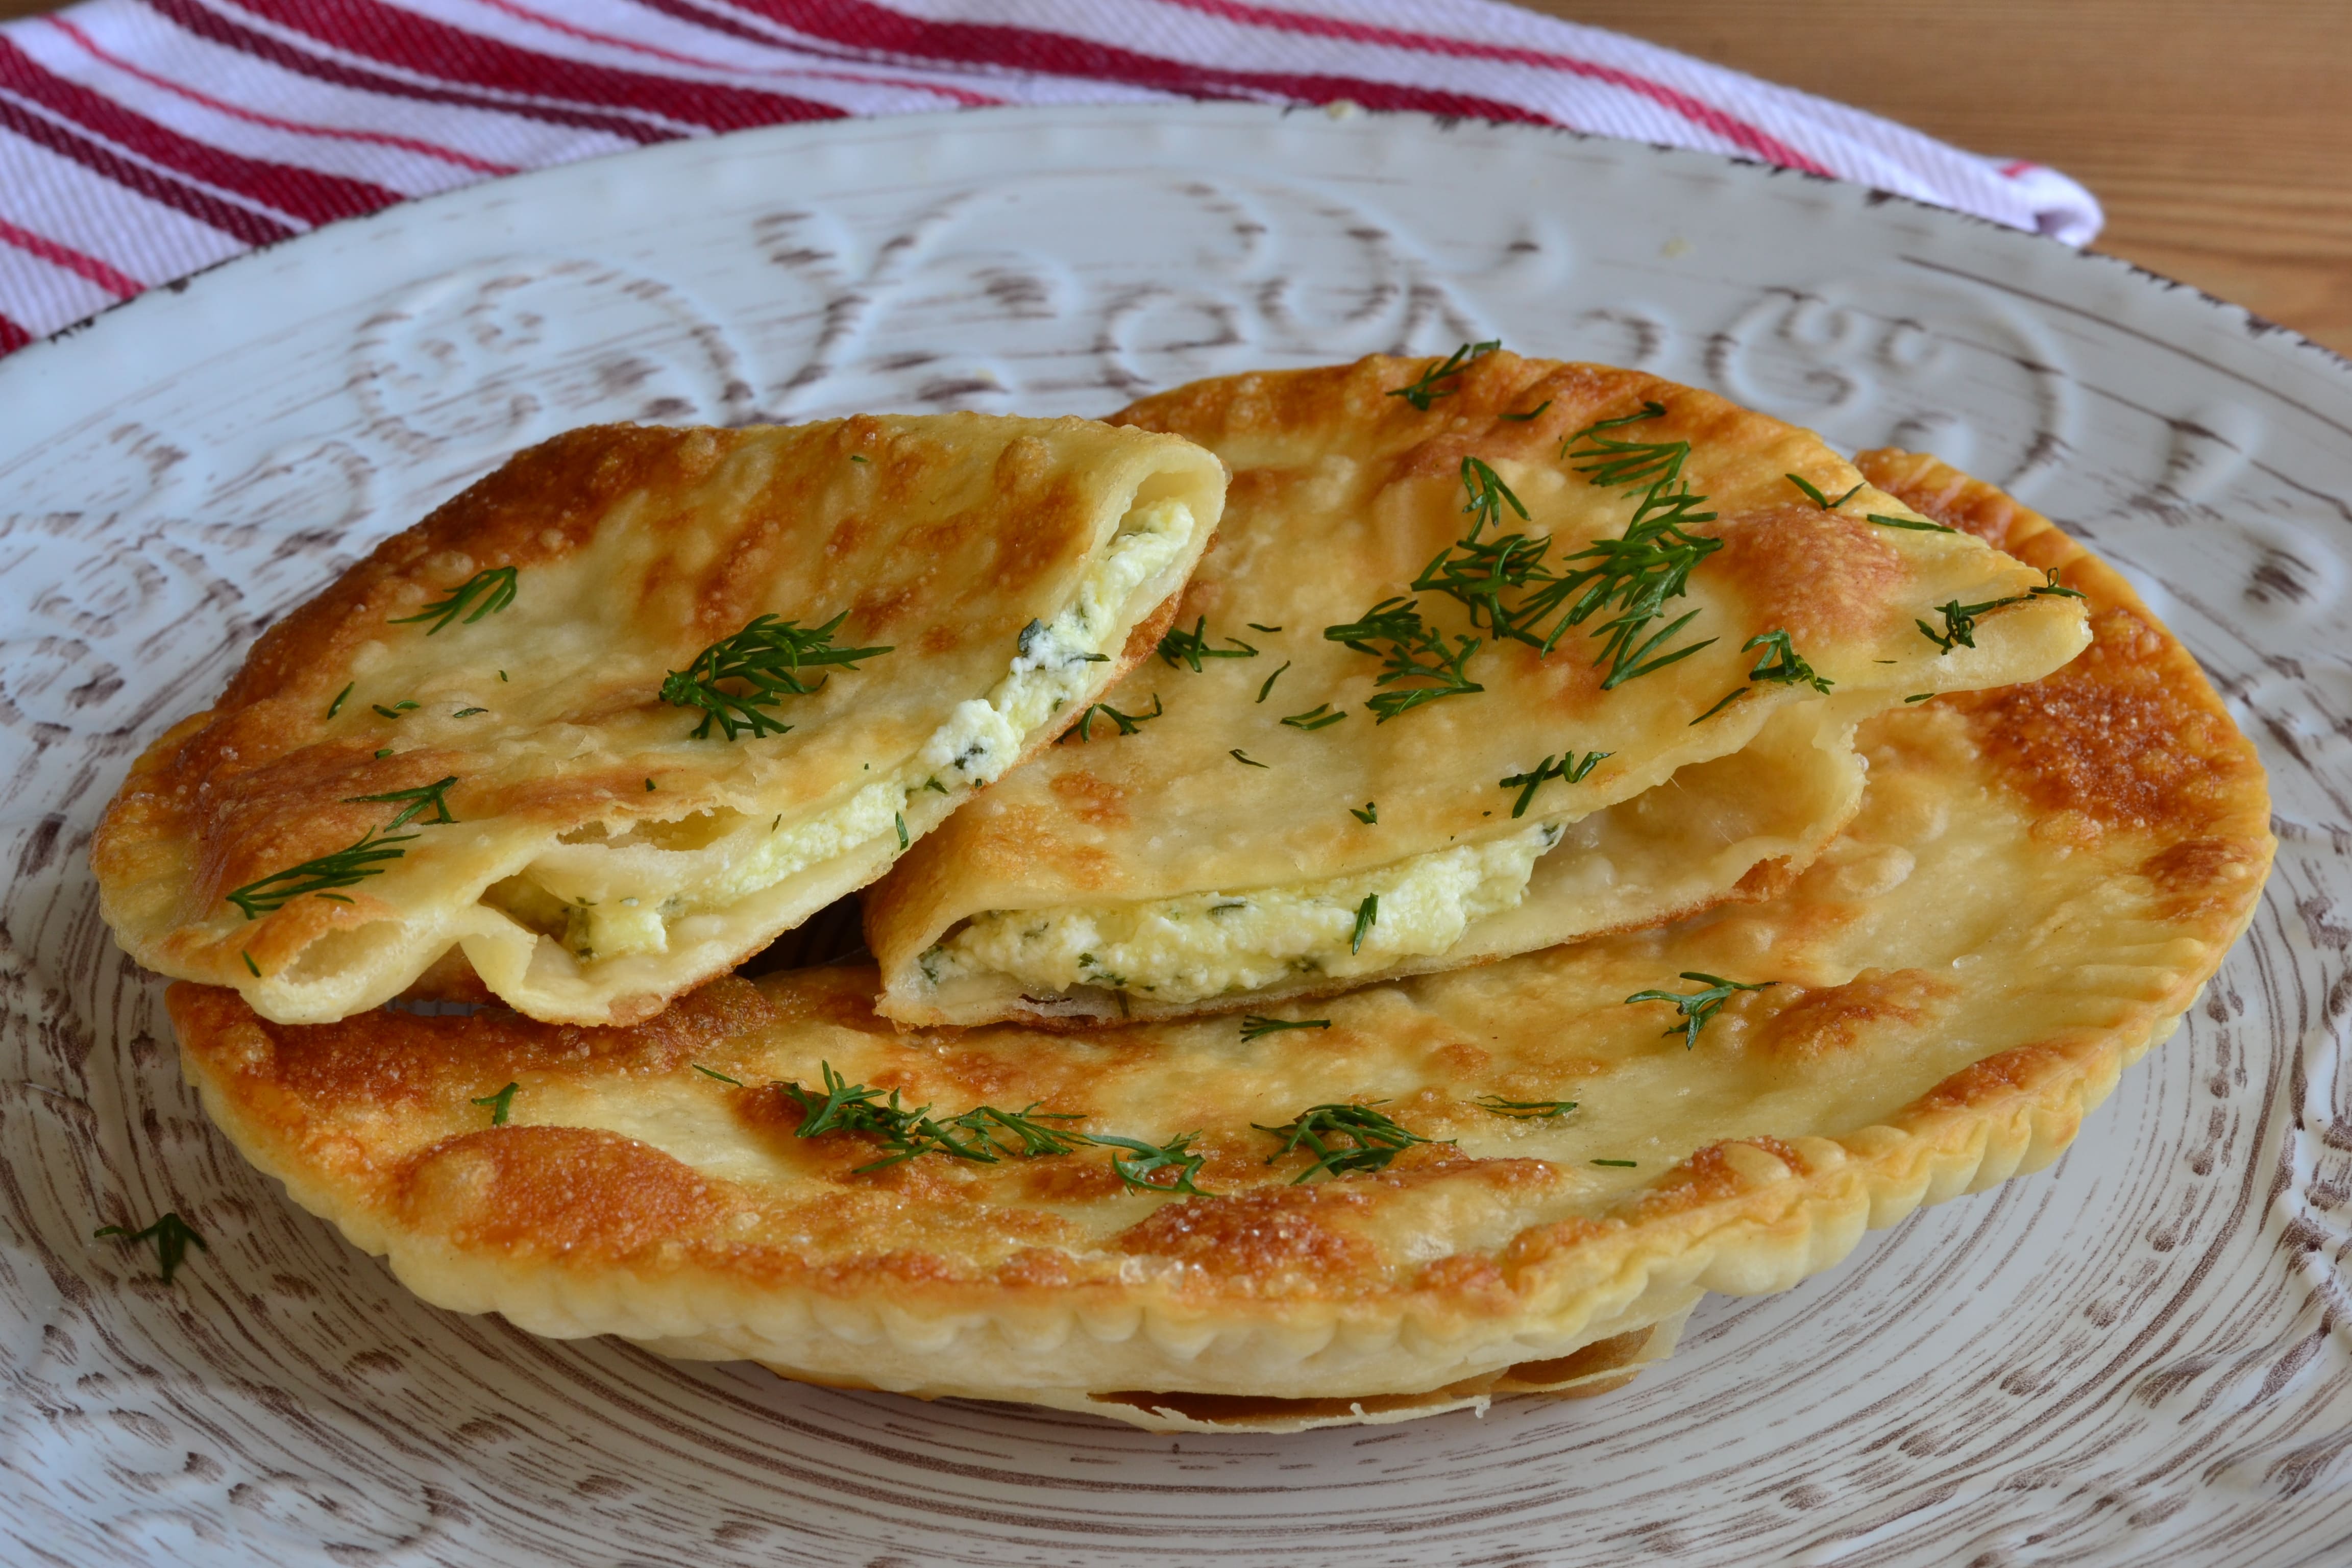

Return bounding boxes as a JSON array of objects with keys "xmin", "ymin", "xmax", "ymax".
[
  {"xmin": 867, "ymin": 354, "xmax": 2091, "ymax": 1028},
  {"xmin": 165, "ymin": 450, "xmax": 2272, "ymax": 1431},
  {"xmin": 96, "ymin": 416, "xmax": 1224, "ymax": 1026}
]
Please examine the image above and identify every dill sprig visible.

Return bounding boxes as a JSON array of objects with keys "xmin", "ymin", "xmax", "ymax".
[
  {"xmin": 1475, "ymin": 1095, "xmax": 1578, "ymax": 1118},
  {"xmin": 1387, "ymin": 339, "xmax": 1500, "ymax": 410},
  {"xmin": 778, "ymin": 1062, "xmax": 1087, "ymax": 1172},
  {"xmin": 225, "ymin": 827, "xmax": 418, "ymax": 918},
  {"xmin": 1323, "ymin": 597, "xmax": 1485, "ymax": 721},
  {"xmin": 1917, "ymin": 569, "xmax": 2086, "ymax": 655},
  {"xmin": 92, "ymin": 1212, "xmax": 207, "ymax": 1285},
  {"xmin": 326, "ymin": 682, "xmax": 353, "ymax": 719},
  {"xmin": 1866, "ymin": 511, "xmax": 1956, "ymax": 533},
  {"xmin": 1091, "ymin": 1132, "xmax": 1214, "ymax": 1195},
  {"xmin": 1498, "ymin": 748, "xmax": 1611, "ymax": 818},
  {"xmin": 1257, "ymin": 662, "xmax": 1290, "ymax": 702},
  {"xmin": 472, "ymin": 1082, "xmax": 519, "ymax": 1124},
  {"xmin": 1281, "ymin": 703, "xmax": 1346, "ymax": 730},
  {"xmin": 1407, "ymin": 402, "xmax": 1724, "ymax": 687},
  {"xmin": 1350, "ymin": 894, "xmax": 1379, "ymax": 955},
  {"xmin": 1240, "ymin": 1015, "xmax": 1332, "ymax": 1042},
  {"xmin": 660, "ymin": 611, "xmax": 892, "ymax": 740},
  {"xmin": 1460, "ymin": 456, "xmax": 1529, "ymax": 539},
  {"xmin": 693, "ymin": 1064, "xmax": 742, "ymax": 1086},
  {"xmin": 1066, "ymin": 693, "xmax": 1163, "ymax": 741},
  {"xmin": 1786, "ymin": 474, "xmax": 1863, "ymax": 510},
  {"xmin": 1157, "ymin": 616, "xmax": 1258, "ymax": 671},
  {"xmin": 345, "ymin": 775, "xmax": 458, "ymax": 829},
  {"xmin": 1500, "ymin": 399, "xmax": 1552, "ymax": 423},
  {"xmin": 1350, "ymin": 802, "xmax": 1378, "ymax": 824},
  {"xmin": 1255, "ymin": 1102, "xmax": 1439, "ymax": 1184},
  {"xmin": 1693, "ymin": 629, "xmax": 1832, "ymax": 722},
  {"xmin": 390, "ymin": 566, "xmax": 517, "ymax": 634},
  {"xmin": 1230, "ymin": 748, "xmax": 1269, "ymax": 768},
  {"xmin": 1625, "ymin": 971, "xmax": 1775, "ymax": 1049}
]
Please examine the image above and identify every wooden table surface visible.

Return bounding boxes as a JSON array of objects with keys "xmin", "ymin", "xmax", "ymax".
[{"xmin": 1, "ymin": 0, "xmax": 2345, "ymax": 354}]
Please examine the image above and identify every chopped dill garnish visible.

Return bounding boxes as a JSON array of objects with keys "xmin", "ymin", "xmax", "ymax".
[
  {"xmin": 1257, "ymin": 662, "xmax": 1290, "ymax": 702},
  {"xmin": 776, "ymin": 1062, "xmax": 1087, "ymax": 1172},
  {"xmin": 1350, "ymin": 893, "xmax": 1379, "ymax": 955},
  {"xmin": 1090, "ymin": 1131, "xmax": 1213, "ymax": 1195},
  {"xmin": 226, "ymin": 827, "xmax": 418, "ymax": 918},
  {"xmin": 646, "ymin": 778, "xmax": 657, "ymax": 792},
  {"xmin": 1693, "ymin": 629, "xmax": 1832, "ymax": 722},
  {"xmin": 1905, "ymin": 693, "xmax": 1936, "ymax": 702},
  {"xmin": 390, "ymin": 566, "xmax": 518, "ymax": 634},
  {"xmin": 1387, "ymin": 339, "xmax": 1500, "ymax": 410},
  {"xmin": 894, "ymin": 812, "xmax": 909, "ymax": 850},
  {"xmin": 453, "ymin": 706, "xmax": 487, "ymax": 718},
  {"xmin": 1247, "ymin": 622, "xmax": 1283, "ymax": 634},
  {"xmin": 1240, "ymin": 1015, "xmax": 1332, "ymax": 1042},
  {"xmin": 1350, "ymin": 801, "xmax": 1378, "ymax": 824},
  {"xmin": 693, "ymin": 1064, "xmax": 742, "ymax": 1086},
  {"xmin": 1917, "ymin": 570, "xmax": 2085, "ymax": 655},
  {"xmin": 1498, "ymin": 748, "xmax": 1610, "ymax": 818},
  {"xmin": 1407, "ymin": 401, "xmax": 1723, "ymax": 688},
  {"xmin": 1500, "ymin": 399, "xmax": 1552, "ymax": 423},
  {"xmin": 1231, "ymin": 748, "xmax": 1269, "ymax": 768},
  {"xmin": 1281, "ymin": 703, "xmax": 1346, "ymax": 730},
  {"xmin": 1460, "ymin": 455, "xmax": 1529, "ymax": 538},
  {"xmin": 371, "ymin": 704, "xmax": 404, "ymax": 720},
  {"xmin": 92, "ymin": 1212, "xmax": 207, "ymax": 1285},
  {"xmin": 1255, "ymin": 1102, "xmax": 1439, "ymax": 1183},
  {"xmin": 660, "ymin": 610, "xmax": 892, "ymax": 740},
  {"xmin": 240, "ymin": 950, "xmax": 260, "ymax": 977},
  {"xmin": 924, "ymin": 777, "xmax": 949, "ymax": 793},
  {"xmin": 326, "ymin": 682, "xmax": 353, "ymax": 719},
  {"xmin": 850, "ymin": 454, "xmax": 868, "ymax": 464},
  {"xmin": 498, "ymin": 670, "xmax": 508, "ymax": 681},
  {"xmin": 345, "ymin": 775, "xmax": 458, "ymax": 828},
  {"xmin": 1866, "ymin": 511, "xmax": 1955, "ymax": 533},
  {"xmin": 1591, "ymin": 1158, "xmax": 1638, "ymax": 1168},
  {"xmin": 374, "ymin": 749, "xmax": 394, "ymax": 760},
  {"xmin": 1786, "ymin": 474, "xmax": 1863, "ymax": 510},
  {"xmin": 1625, "ymin": 971, "xmax": 1775, "ymax": 1049},
  {"xmin": 1157, "ymin": 616, "xmax": 1258, "ymax": 671},
  {"xmin": 1067, "ymin": 693, "xmax": 1164, "ymax": 741},
  {"xmin": 472, "ymin": 1082, "xmax": 519, "ymax": 1125},
  {"xmin": 1324, "ymin": 597, "xmax": 1484, "ymax": 721},
  {"xmin": 1475, "ymin": 1095, "xmax": 1577, "ymax": 1118}
]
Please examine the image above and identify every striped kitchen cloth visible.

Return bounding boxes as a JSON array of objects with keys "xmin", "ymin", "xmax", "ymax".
[{"xmin": 0, "ymin": 0, "xmax": 2103, "ymax": 357}]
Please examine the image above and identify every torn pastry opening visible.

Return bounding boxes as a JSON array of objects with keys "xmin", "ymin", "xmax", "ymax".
[{"xmin": 909, "ymin": 695, "xmax": 1869, "ymax": 1022}]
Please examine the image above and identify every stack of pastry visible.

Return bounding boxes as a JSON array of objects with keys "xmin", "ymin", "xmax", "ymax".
[{"xmin": 99, "ymin": 351, "xmax": 2272, "ymax": 1432}]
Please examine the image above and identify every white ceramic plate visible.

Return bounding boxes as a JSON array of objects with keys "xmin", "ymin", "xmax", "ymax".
[{"xmin": 4, "ymin": 105, "xmax": 2347, "ymax": 1567}]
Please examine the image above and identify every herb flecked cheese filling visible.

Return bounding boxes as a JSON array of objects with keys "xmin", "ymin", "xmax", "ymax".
[
  {"xmin": 923, "ymin": 822, "xmax": 1561, "ymax": 1003},
  {"xmin": 489, "ymin": 498, "xmax": 1197, "ymax": 964}
]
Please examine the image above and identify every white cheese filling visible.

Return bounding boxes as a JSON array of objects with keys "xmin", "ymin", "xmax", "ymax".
[
  {"xmin": 495, "ymin": 497, "xmax": 1196, "ymax": 964},
  {"xmin": 924, "ymin": 822, "xmax": 1560, "ymax": 1004}
]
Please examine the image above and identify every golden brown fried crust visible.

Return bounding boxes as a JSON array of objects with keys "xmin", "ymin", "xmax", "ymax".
[
  {"xmin": 869, "ymin": 360, "xmax": 2088, "ymax": 1031},
  {"xmin": 169, "ymin": 451, "xmax": 2272, "ymax": 1429},
  {"xmin": 103, "ymin": 415, "xmax": 1223, "ymax": 1026},
  {"xmin": 1856, "ymin": 447, "xmax": 2271, "ymax": 894}
]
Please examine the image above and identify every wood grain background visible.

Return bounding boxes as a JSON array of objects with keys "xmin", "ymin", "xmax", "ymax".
[{"xmin": 0, "ymin": 0, "xmax": 2344, "ymax": 353}]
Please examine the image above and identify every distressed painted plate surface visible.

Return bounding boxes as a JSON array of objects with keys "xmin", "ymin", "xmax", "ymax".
[{"xmin": 2, "ymin": 105, "xmax": 2346, "ymax": 1566}]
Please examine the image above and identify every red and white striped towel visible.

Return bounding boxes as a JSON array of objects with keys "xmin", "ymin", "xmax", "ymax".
[{"xmin": 0, "ymin": 0, "xmax": 2102, "ymax": 359}]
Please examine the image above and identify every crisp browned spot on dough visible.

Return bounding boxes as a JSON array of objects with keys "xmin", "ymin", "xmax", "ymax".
[
  {"xmin": 1756, "ymin": 968, "xmax": 1956, "ymax": 1061},
  {"xmin": 993, "ymin": 1247, "xmax": 1079, "ymax": 1287},
  {"xmin": 1951, "ymin": 606, "xmax": 2254, "ymax": 834},
  {"xmin": 1115, "ymin": 1187, "xmax": 1373, "ymax": 1281},
  {"xmin": 1047, "ymin": 770, "xmax": 1131, "ymax": 826},
  {"xmin": 1702, "ymin": 504, "xmax": 1907, "ymax": 645},
  {"xmin": 397, "ymin": 1124, "xmax": 723, "ymax": 1258},
  {"xmin": 1915, "ymin": 1043, "xmax": 2070, "ymax": 1113},
  {"xmin": 1414, "ymin": 1253, "xmax": 1508, "ymax": 1296},
  {"xmin": 2139, "ymin": 837, "xmax": 2271, "ymax": 920},
  {"xmin": 1630, "ymin": 1138, "xmax": 1807, "ymax": 1219}
]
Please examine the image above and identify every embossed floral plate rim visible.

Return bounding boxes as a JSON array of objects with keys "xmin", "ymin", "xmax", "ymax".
[{"xmin": 2, "ymin": 104, "xmax": 2347, "ymax": 1568}]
